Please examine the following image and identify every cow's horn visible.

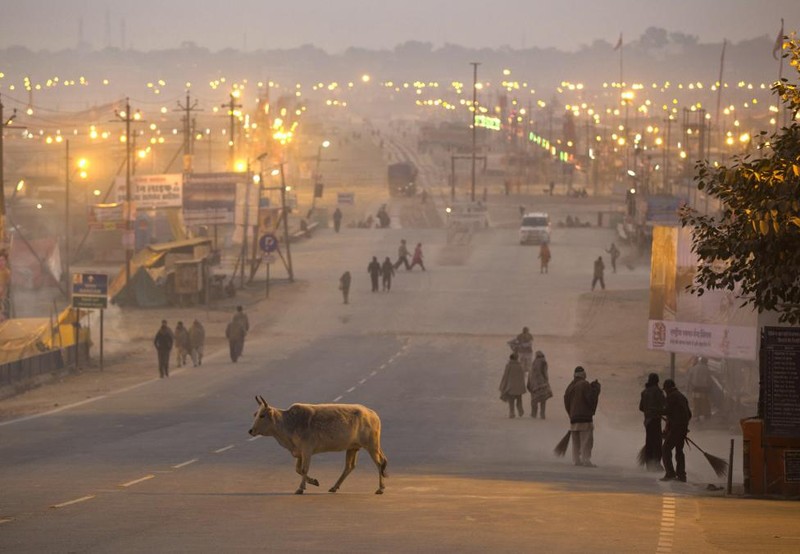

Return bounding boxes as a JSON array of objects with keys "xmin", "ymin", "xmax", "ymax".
[
  {"xmin": 255, "ymin": 395, "xmax": 263, "ymax": 406},
  {"xmin": 258, "ymin": 395, "xmax": 267, "ymax": 406}
]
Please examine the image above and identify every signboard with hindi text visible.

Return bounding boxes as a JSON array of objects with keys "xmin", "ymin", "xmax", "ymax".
[{"xmin": 114, "ymin": 174, "xmax": 182, "ymax": 209}]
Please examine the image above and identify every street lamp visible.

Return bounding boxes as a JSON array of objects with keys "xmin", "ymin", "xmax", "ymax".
[
  {"xmin": 64, "ymin": 140, "xmax": 89, "ymax": 288},
  {"xmin": 311, "ymin": 140, "xmax": 331, "ymax": 214}
]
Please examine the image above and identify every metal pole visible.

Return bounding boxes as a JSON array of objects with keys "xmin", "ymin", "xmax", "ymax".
[
  {"xmin": 125, "ymin": 98, "xmax": 132, "ymax": 285},
  {"xmin": 0, "ymin": 95, "xmax": 5, "ymax": 243},
  {"xmin": 470, "ymin": 62, "xmax": 479, "ymax": 202},
  {"xmin": 279, "ymin": 163, "xmax": 294, "ymax": 281},
  {"xmin": 670, "ymin": 352, "xmax": 676, "ymax": 381},
  {"xmin": 100, "ymin": 308, "xmax": 104, "ymax": 371},
  {"xmin": 450, "ymin": 155, "xmax": 456, "ymax": 201},
  {"xmin": 65, "ymin": 140, "xmax": 70, "ymax": 287},
  {"xmin": 265, "ymin": 261, "xmax": 270, "ymax": 298},
  {"xmin": 727, "ymin": 438, "xmax": 734, "ymax": 495}
]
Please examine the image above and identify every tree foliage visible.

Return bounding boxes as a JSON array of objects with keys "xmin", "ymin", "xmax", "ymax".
[{"xmin": 680, "ymin": 35, "xmax": 800, "ymax": 323}]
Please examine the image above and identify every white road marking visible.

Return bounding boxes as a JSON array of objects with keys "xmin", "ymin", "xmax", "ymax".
[
  {"xmin": 248, "ymin": 435, "xmax": 262, "ymax": 441},
  {"xmin": 214, "ymin": 445, "xmax": 235, "ymax": 453},
  {"xmin": 0, "ymin": 517, "xmax": 13, "ymax": 524},
  {"xmin": 370, "ymin": 371, "xmax": 377, "ymax": 377},
  {"xmin": 333, "ymin": 395, "xmax": 343, "ymax": 402},
  {"xmin": 380, "ymin": 363, "xmax": 388, "ymax": 369},
  {"xmin": 51, "ymin": 495, "xmax": 95, "ymax": 509},
  {"xmin": 120, "ymin": 475, "xmax": 155, "ymax": 488},
  {"xmin": 359, "ymin": 378, "xmax": 367, "ymax": 384},
  {"xmin": 656, "ymin": 494, "xmax": 677, "ymax": 553},
  {"xmin": 346, "ymin": 387, "xmax": 356, "ymax": 393},
  {"xmin": 172, "ymin": 458, "xmax": 198, "ymax": 469}
]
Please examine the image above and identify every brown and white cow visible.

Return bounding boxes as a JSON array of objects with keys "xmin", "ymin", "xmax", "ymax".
[{"xmin": 248, "ymin": 396, "xmax": 388, "ymax": 494}]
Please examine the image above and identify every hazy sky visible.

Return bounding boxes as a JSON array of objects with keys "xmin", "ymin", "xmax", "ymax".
[{"xmin": 1, "ymin": 0, "xmax": 797, "ymax": 52}]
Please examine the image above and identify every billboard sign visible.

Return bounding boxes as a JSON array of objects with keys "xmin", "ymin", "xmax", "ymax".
[
  {"xmin": 183, "ymin": 172, "xmax": 241, "ymax": 225},
  {"xmin": 114, "ymin": 174, "xmax": 182, "ymax": 209},
  {"xmin": 72, "ymin": 272, "xmax": 108, "ymax": 309},
  {"xmin": 647, "ymin": 225, "xmax": 757, "ymax": 360}
]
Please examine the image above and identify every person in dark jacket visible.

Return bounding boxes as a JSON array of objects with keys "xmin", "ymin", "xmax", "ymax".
[
  {"xmin": 564, "ymin": 366, "xmax": 601, "ymax": 467},
  {"xmin": 661, "ymin": 379, "xmax": 692, "ymax": 482},
  {"xmin": 394, "ymin": 239, "xmax": 411, "ymax": 270},
  {"xmin": 225, "ymin": 307, "xmax": 249, "ymax": 363},
  {"xmin": 527, "ymin": 351, "xmax": 552, "ymax": 419},
  {"xmin": 499, "ymin": 353, "xmax": 526, "ymax": 418},
  {"xmin": 639, "ymin": 373, "xmax": 666, "ymax": 471},
  {"xmin": 339, "ymin": 271, "xmax": 351, "ymax": 304},
  {"xmin": 592, "ymin": 256, "xmax": 605, "ymax": 291},
  {"xmin": 367, "ymin": 256, "xmax": 381, "ymax": 292},
  {"xmin": 153, "ymin": 320, "xmax": 174, "ymax": 378},
  {"xmin": 381, "ymin": 257, "xmax": 395, "ymax": 291},
  {"xmin": 332, "ymin": 207, "xmax": 343, "ymax": 233}
]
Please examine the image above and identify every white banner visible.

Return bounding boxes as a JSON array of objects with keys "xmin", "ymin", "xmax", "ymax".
[
  {"xmin": 648, "ymin": 320, "xmax": 757, "ymax": 360},
  {"xmin": 114, "ymin": 174, "xmax": 182, "ymax": 209}
]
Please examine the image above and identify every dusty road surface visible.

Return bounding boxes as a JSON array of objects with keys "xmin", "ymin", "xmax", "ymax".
[{"xmin": 1, "ymin": 187, "xmax": 799, "ymax": 553}]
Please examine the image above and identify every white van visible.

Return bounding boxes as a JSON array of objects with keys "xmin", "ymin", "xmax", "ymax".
[{"xmin": 519, "ymin": 212, "xmax": 551, "ymax": 244}]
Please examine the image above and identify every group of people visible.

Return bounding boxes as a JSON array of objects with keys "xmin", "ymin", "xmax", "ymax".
[
  {"xmin": 153, "ymin": 306, "xmax": 251, "ymax": 377},
  {"xmin": 153, "ymin": 318, "xmax": 206, "ymax": 378},
  {"xmin": 337, "ymin": 239, "xmax": 426, "ymax": 303},
  {"xmin": 640, "ymin": 373, "xmax": 693, "ymax": 482},
  {"xmin": 500, "ymin": 327, "xmax": 553, "ymax": 419}
]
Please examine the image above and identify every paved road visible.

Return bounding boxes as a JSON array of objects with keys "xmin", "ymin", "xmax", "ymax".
[{"xmin": 1, "ymin": 201, "xmax": 799, "ymax": 553}]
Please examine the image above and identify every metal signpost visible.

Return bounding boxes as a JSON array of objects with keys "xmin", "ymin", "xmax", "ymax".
[
  {"xmin": 72, "ymin": 273, "xmax": 109, "ymax": 371},
  {"xmin": 259, "ymin": 233, "xmax": 279, "ymax": 298}
]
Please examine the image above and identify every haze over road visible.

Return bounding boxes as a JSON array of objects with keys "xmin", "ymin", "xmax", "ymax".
[{"xmin": 2, "ymin": 189, "xmax": 799, "ymax": 552}]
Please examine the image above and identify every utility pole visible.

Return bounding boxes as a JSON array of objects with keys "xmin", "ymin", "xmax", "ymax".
[
  {"xmin": 175, "ymin": 90, "xmax": 202, "ymax": 173},
  {"xmin": 65, "ymin": 139, "xmax": 71, "ymax": 287},
  {"xmin": 112, "ymin": 98, "xmax": 139, "ymax": 285},
  {"xmin": 279, "ymin": 162, "xmax": 294, "ymax": 282},
  {"xmin": 222, "ymin": 92, "xmax": 242, "ymax": 170},
  {"xmin": 0, "ymin": 95, "xmax": 20, "ymax": 245},
  {"xmin": 470, "ymin": 62, "xmax": 480, "ymax": 202}
]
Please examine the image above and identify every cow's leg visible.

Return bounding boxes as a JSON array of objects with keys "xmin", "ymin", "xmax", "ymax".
[
  {"xmin": 295, "ymin": 454, "xmax": 312, "ymax": 494},
  {"xmin": 329, "ymin": 448, "xmax": 358, "ymax": 493},
  {"xmin": 367, "ymin": 446, "xmax": 388, "ymax": 494},
  {"xmin": 295, "ymin": 457, "xmax": 319, "ymax": 487}
]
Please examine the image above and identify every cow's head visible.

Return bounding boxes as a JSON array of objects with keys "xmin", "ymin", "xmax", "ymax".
[{"xmin": 249, "ymin": 396, "xmax": 275, "ymax": 436}]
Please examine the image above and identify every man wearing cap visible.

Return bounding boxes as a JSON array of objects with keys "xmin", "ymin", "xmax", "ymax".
[
  {"xmin": 564, "ymin": 366, "xmax": 602, "ymax": 467},
  {"xmin": 639, "ymin": 373, "xmax": 666, "ymax": 471},
  {"xmin": 661, "ymin": 379, "xmax": 692, "ymax": 482}
]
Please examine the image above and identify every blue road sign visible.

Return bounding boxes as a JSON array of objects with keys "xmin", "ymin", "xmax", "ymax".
[{"xmin": 259, "ymin": 233, "xmax": 279, "ymax": 253}]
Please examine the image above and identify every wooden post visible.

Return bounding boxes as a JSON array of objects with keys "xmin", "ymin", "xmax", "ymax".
[
  {"xmin": 265, "ymin": 260, "xmax": 270, "ymax": 299},
  {"xmin": 727, "ymin": 438, "xmax": 734, "ymax": 495}
]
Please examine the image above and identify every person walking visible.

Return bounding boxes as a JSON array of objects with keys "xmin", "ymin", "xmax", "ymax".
[
  {"xmin": 661, "ymin": 379, "xmax": 692, "ymax": 482},
  {"xmin": 592, "ymin": 256, "xmax": 606, "ymax": 291},
  {"xmin": 226, "ymin": 306, "xmax": 249, "ymax": 363},
  {"xmin": 339, "ymin": 271, "xmax": 352, "ymax": 304},
  {"xmin": 687, "ymin": 356, "xmax": 712, "ymax": 422},
  {"xmin": 153, "ymin": 320, "xmax": 174, "ymax": 378},
  {"xmin": 514, "ymin": 326, "xmax": 534, "ymax": 374},
  {"xmin": 409, "ymin": 242, "xmax": 426, "ymax": 271},
  {"xmin": 367, "ymin": 256, "xmax": 381, "ymax": 292},
  {"xmin": 394, "ymin": 239, "xmax": 411, "ymax": 270},
  {"xmin": 527, "ymin": 351, "xmax": 552, "ymax": 419},
  {"xmin": 639, "ymin": 372, "xmax": 666, "ymax": 471},
  {"xmin": 189, "ymin": 319, "xmax": 205, "ymax": 367},
  {"xmin": 606, "ymin": 243, "xmax": 620, "ymax": 273},
  {"xmin": 174, "ymin": 321, "xmax": 190, "ymax": 368},
  {"xmin": 564, "ymin": 366, "xmax": 602, "ymax": 467},
  {"xmin": 499, "ymin": 353, "xmax": 526, "ymax": 418},
  {"xmin": 381, "ymin": 257, "xmax": 395, "ymax": 291},
  {"xmin": 538, "ymin": 242, "xmax": 551, "ymax": 274},
  {"xmin": 332, "ymin": 207, "xmax": 343, "ymax": 233}
]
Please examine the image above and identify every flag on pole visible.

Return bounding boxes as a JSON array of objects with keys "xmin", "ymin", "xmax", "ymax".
[
  {"xmin": 773, "ymin": 18, "xmax": 784, "ymax": 60},
  {"xmin": 614, "ymin": 33, "xmax": 623, "ymax": 51}
]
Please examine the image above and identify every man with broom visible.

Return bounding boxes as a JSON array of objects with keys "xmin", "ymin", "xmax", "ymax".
[
  {"xmin": 563, "ymin": 366, "xmax": 601, "ymax": 467},
  {"xmin": 661, "ymin": 379, "xmax": 692, "ymax": 482},
  {"xmin": 639, "ymin": 373, "xmax": 666, "ymax": 471}
]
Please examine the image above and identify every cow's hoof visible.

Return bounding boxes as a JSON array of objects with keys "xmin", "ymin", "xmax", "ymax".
[
  {"xmin": 328, "ymin": 487, "xmax": 338, "ymax": 493},
  {"xmin": 308, "ymin": 478, "xmax": 319, "ymax": 487},
  {"xmin": 375, "ymin": 489, "xmax": 384, "ymax": 495},
  {"xmin": 295, "ymin": 489, "xmax": 304, "ymax": 495}
]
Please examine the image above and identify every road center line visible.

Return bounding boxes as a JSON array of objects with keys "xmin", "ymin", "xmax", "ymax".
[
  {"xmin": 248, "ymin": 435, "xmax": 262, "ymax": 441},
  {"xmin": 214, "ymin": 445, "xmax": 235, "ymax": 453},
  {"xmin": 332, "ymin": 395, "xmax": 343, "ymax": 402},
  {"xmin": 370, "ymin": 371, "xmax": 377, "ymax": 377},
  {"xmin": 120, "ymin": 475, "xmax": 155, "ymax": 488},
  {"xmin": 0, "ymin": 517, "xmax": 13, "ymax": 524},
  {"xmin": 359, "ymin": 378, "xmax": 367, "ymax": 384},
  {"xmin": 172, "ymin": 458, "xmax": 198, "ymax": 469},
  {"xmin": 656, "ymin": 494, "xmax": 677, "ymax": 553},
  {"xmin": 346, "ymin": 386, "xmax": 356, "ymax": 393},
  {"xmin": 51, "ymin": 495, "xmax": 96, "ymax": 509}
]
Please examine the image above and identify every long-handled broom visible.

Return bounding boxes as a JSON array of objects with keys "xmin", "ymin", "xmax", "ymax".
[
  {"xmin": 554, "ymin": 430, "xmax": 571, "ymax": 457},
  {"xmin": 636, "ymin": 424, "xmax": 728, "ymax": 477}
]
